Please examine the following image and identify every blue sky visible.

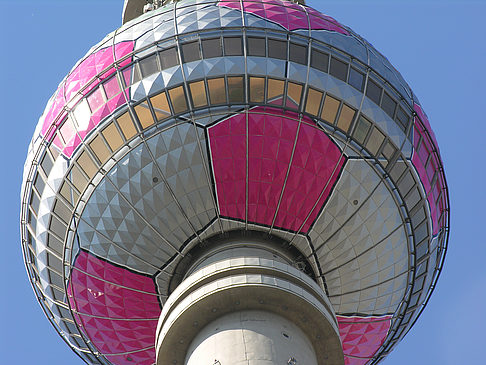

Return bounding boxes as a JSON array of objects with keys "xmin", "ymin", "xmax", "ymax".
[{"xmin": 0, "ymin": 1, "xmax": 484, "ymax": 364}]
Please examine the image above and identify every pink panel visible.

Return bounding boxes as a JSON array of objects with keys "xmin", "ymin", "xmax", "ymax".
[
  {"xmin": 338, "ymin": 315, "xmax": 392, "ymax": 365},
  {"xmin": 209, "ymin": 112, "xmax": 247, "ymax": 220},
  {"xmin": 40, "ymin": 41, "xmax": 134, "ymax": 155},
  {"xmin": 412, "ymin": 103, "xmax": 445, "ymax": 235},
  {"xmin": 274, "ymin": 120, "xmax": 344, "ymax": 232},
  {"xmin": 209, "ymin": 108, "xmax": 344, "ymax": 233},
  {"xmin": 413, "ymin": 103, "xmax": 437, "ymax": 148},
  {"xmin": 248, "ymin": 111, "xmax": 298, "ymax": 225},
  {"xmin": 219, "ymin": 0, "xmax": 348, "ymax": 34},
  {"xmin": 68, "ymin": 251, "xmax": 160, "ymax": 365}
]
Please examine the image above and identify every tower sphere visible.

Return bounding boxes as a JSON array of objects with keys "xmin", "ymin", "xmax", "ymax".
[{"xmin": 20, "ymin": 1, "xmax": 450, "ymax": 364}]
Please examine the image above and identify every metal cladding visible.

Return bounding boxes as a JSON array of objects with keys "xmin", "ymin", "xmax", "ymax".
[{"xmin": 20, "ymin": 1, "xmax": 450, "ymax": 365}]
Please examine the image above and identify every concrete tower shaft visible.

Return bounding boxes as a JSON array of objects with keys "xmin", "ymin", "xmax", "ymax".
[{"xmin": 155, "ymin": 241, "xmax": 344, "ymax": 365}]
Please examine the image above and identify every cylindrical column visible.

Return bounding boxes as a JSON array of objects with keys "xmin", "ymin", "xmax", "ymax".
[
  {"xmin": 156, "ymin": 243, "xmax": 344, "ymax": 365},
  {"xmin": 186, "ymin": 310, "xmax": 318, "ymax": 365}
]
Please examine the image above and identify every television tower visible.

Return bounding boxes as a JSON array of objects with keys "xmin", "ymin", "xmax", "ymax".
[{"xmin": 20, "ymin": 1, "xmax": 449, "ymax": 364}]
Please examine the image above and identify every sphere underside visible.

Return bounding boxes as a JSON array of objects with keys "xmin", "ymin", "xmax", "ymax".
[{"xmin": 20, "ymin": 1, "xmax": 449, "ymax": 365}]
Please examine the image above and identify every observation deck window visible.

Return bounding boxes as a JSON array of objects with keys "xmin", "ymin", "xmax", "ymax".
[
  {"xmin": 224, "ymin": 36, "xmax": 243, "ymax": 56},
  {"xmin": 208, "ymin": 78, "xmax": 226, "ymax": 104},
  {"xmin": 116, "ymin": 112, "xmax": 138, "ymax": 140},
  {"xmin": 247, "ymin": 36, "xmax": 266, "ymax": 57},
  {"xmin": 336, "ymin": 104, "xmax": 355, "ymax": 132},
  {"xmin": 181, "ymin": 41, "xmax": 201, "ymax": 63},
  {"xmin": 268, "ymin": 39, "xmax": 287, "ymax": 60},
  {"xmin": 382, "ymin": 91, "xmax": 397, "ymax": 118},
  {"xmin": 150, "ymin": 92, "xmax": 171, "ymax": 120},
  {"xmin": 349, "ymin": 67, "xmax": 364, "ymax": 91},
  {"xmin": 289, "ymin": 42, "xmax": 308, "ymax": 65},
  {"xmin": 311, "ymin": 48, "xmax": 329, "ymax": 73},
  {"xmin": 202, "ymin": 38, "xmax": 222, "ymax": 59},
  {"xmin": 140, "ymin": 53, "xmax": 159, "ymax": 77},
  {"xmin": 159, "ymin": 47, "xmax": 179, "ymax": 69},
  {"xmin": 330, "ymin": 56, "xmax": 348, "ymax": 82},
  {"xmin": 189, "ymin": 80, "xmax": 209, "ymax": 108},
  {"xmin": 249, "ymin": 77, "xmax": 265, "ymax": 103},
  {"xmin": 321, "ymin": 94, "xmax": 340, "ymax": 123},
  {"xmin": 366, "ymin": 79, "xmax": 382, "ymax": 105}
]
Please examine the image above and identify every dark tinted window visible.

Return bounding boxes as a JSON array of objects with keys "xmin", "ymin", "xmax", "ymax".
[
  {"xmin": 396, "ymin": 107, "xmax": 410, "ymax": 132},
  {"xmin": 268, "ymin": 39, "xmax": 287, "ymax": 60},
  {"xmin": 181, "ymin": 41, "xmax": 201, "ymax": 63},
  {"xmin": 289, "ymin": 43, "xmax": 307, "ymax": 65},
  {"xmin": 139, "ymin": 54, "xmax": 159, "ymax": 77},
  {"xmin": 311, "ymin": 49, "xmax": 329, "ymax": 73},
  {"xmin": 159, "ymin": 47, "xmax": 179, "ymax": 69},
  {"xmin": 41, "ymin": 153, "xmax": 54, "ymax": 175},
  {"xmin": 366, "ymin": 79, "xmax": 382, "ymax": 104},
  {"xmin": 329, "ymin": 57, "xmax": 348, "ymax": 82},
  {"xmin": 349, "ymin": 68, "xmax": 364, "ymax": 91},
  {"xmin": 34, "ymin": 173, "xmax": 45, "ymax": 195},
  {"xmin": 202, "ymin": 38, "xmax": 222, "ymax": 59},
  {"xmin": 382, "ymin": 92, "xmax": 397, "ymax": 118},
  {"xmin": 247, "ymin": 37, "xmax": 265, "ymax": 56},
  {"xmin": 224, "ymin": 37, "xmax": 243, "ymax": 56}
]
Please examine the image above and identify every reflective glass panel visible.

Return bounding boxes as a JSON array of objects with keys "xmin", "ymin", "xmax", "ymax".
[
  {"xmin": 69, "ymin": 164, "xmax": 88, "ymax": 192},
  {"xmin": 77, "ymin": 150, "xmax": 98, "ymax": 178},
  {"xmin": 89, "ymin": 135, "xmax": 110, "ymax": 164},
  {"xmin": 382, "ymin": 141, "xmax": 397, "ymax": 161},
  {"xmin": 249, "ymin": 77, "xmax": 265, "ymax": 103},
  {"xmin": 189, "ymin": 80, "xmax": 208, "ymax": 108},
  {"xmin": 208, "ymin": 78, "xmax": 226, "ymax": 104},
  {"xmin": 53, "ymin": 200, "xmax": 72, "ymax": 225},
  {"xmin": 336, "ymin": 104, "xmax": 355, "ymax": 132},
  {"xmin": 102, "ymin": 123, "xmax": 124, "ymax": 151},
  {"xmin": 168, "ymin": 86, "xmax": 188, "ymax": 114},
  {"xmin": 321, "ymin": 95, "xmax": 340, "ymax": 123},
  {"xmin": 353, "ymin": 115, "xmax": 371, "ymax": 144},
  {"xmin": 228, "ymin": 77, "xmax": 245, "ymax": 103},
  {"xmin": 116, "ymin": 112, "xmax": 137, "ymax": 140},
  {"xmin": 366, "ymin": 127, "xmax": 385, "ymax": 155},
  {"xmin": 135, "ymin": 103, "xmax": 155, "ymax": 129},
  {"xmin": 305, "ymin": 88, "xmax": 323, "ymax": 116},
  {"xmin": 60, "ymin": 182, "xmax": 78, "ymax": 207},
  {"xmin": 267, "ymin": 79, "xmax": 284, "ymax": 105},
  {"xmin": 150, "ymin": 92, "xmax": 171, "ymax": 121},
  {"xmin": 287, "ymin": 82, "xmax": 302, "ymax": 109}
]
